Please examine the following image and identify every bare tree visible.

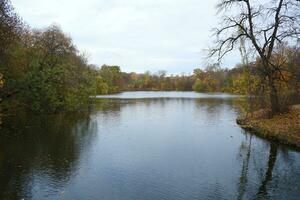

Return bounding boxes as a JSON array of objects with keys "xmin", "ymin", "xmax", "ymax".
[{"xmin": 211, "ymin": 0, "xmax": 300, "ymax": 114}]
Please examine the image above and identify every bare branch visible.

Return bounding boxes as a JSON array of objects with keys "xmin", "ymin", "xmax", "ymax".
[{"xmin": 267, "ymin": 0, "xmax": 285, "ymax": 59}]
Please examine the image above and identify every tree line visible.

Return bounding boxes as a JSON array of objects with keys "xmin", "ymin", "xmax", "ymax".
[
  {"xmin": 1, "ymin": 0, "xmax": 299, "ymax": 113},
  {"xmin": 0, "ymin": 0, "xmax": 98, "ymax": 112},
  {"xmin": 95, "ymin": 64, "xmax": 253, "ymax": 94},
  {"xmin": 0, "ymin": 0, "xmax": 245, "ymax": 113}
]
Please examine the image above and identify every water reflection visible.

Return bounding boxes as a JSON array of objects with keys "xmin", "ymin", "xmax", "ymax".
[
  {"xmin": 237, "ymin": 135, "xmax": 253, "ymax": 200},
  {"xmin": 0, "ymin": 112, "xmax": 97, "ymax": 199},
  {"xmin": 236, "ymin": 130, "xmax": 300, "ymax": 200},
  {"xmin": 0, "ymin": 94, "xmax": 299, "ymax": 200},
  {"xmin": 255, "ymin": 143, "xmax": 278, "ymax": 199}
]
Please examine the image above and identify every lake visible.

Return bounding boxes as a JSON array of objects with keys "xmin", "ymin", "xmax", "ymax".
[{"xmin": 0, "ymin": 92, "xmax": 299, "ymax": 200}]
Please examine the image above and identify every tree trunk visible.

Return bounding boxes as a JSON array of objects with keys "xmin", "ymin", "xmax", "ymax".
[{"xmin": 268, "ymin": 77, "xmax": 280, "ymax": 114}]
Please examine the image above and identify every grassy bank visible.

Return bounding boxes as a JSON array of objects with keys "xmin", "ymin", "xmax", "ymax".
[{"xmin": 237, "ymin": 106, "xmax": 300, "ymax": 149}]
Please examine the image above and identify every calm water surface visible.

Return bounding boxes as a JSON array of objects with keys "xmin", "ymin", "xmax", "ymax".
[{"xmin": 0, "ymin": 92, "xmax": 299, "ymax": 200}]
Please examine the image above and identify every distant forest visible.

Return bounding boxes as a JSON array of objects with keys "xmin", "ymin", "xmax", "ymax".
[
  {"xmin": 1, "ymin": 0, "xmax": 299, "ymax": 112},
  {"xmin": 95, "ymin": 63, "xmax": 251, "ymax": 94}
]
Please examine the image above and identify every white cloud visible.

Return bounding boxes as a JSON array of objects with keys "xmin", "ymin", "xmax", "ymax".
[{"xmin": 12, "ymin": 0, "xmax": 241, "ymax": 74}]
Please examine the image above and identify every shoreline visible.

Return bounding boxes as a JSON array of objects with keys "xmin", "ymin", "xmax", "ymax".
[{"xmin": 236, "ymin": 106, "xmax": 300, "ymax": 149}]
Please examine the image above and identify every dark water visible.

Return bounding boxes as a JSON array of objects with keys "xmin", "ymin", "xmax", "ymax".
[{"xmin": 0, "ymin": 92, "xmax": 299, "ymax": 200}]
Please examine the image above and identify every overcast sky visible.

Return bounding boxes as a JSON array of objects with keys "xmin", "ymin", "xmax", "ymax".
[{"xmin": 12, "ymin": 0, "xmax": 240, "ymax": 74}]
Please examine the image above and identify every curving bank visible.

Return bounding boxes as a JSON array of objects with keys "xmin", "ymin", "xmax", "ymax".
[{"xmin": 237, "ymin": 106, "xmax": 300, "ymax": 149}]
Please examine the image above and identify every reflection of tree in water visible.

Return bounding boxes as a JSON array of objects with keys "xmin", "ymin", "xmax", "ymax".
[
  {"xmin": 237, "ymin": 133, "xmax": 297, "ymax": 199},
  {"xmin": 0, "ymin": 111, "xmax": 97, "ymax": 200},
  {"xmin": 255, "ymin": 143, "xmax": 278, "ymax": 200},
  {"xmin": 236, "ymin": 133, "xmax": 280, "ymax": 200},
  {"xmin": 236, "ymin": 134, "xmax": 253, "ymax": 200}
]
